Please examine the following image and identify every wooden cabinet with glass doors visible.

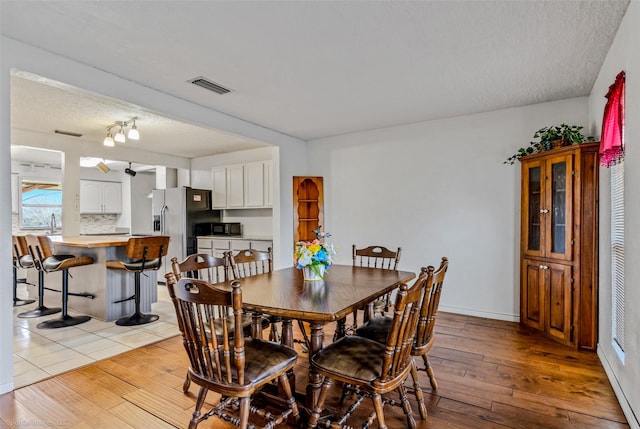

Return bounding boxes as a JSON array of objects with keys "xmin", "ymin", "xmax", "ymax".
[{"xmin": 519, "ymin": 142, "xmax": 599, "ymax": 350}]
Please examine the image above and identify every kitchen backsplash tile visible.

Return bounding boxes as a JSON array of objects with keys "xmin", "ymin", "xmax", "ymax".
[{"xmin": 12, "ymin": 213, "xmax": 119, "ymax": 235}]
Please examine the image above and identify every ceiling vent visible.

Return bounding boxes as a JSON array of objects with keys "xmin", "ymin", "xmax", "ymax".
[
  {"xmin": 54, "ymin": 129, "xmax": 83, "ymax": 137},
  {"xmin": 189, "ymin": 77, "xmax": 232, "ymax": 95}
]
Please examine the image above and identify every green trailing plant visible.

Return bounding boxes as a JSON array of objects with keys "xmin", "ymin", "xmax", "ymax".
[{"xmin": 504, "ymin": 124, "xmax": 591, "ymax": 165}]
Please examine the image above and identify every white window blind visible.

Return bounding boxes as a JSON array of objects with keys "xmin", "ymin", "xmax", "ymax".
[{"xmin": 611, "ymin": 161, "xmax": 625, "ymax": 351}]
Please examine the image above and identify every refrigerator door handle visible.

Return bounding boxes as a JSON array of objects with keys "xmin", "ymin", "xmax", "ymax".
[{"xmin": 160, "ymin": 204, "xmax": 168, "ymax": 235}]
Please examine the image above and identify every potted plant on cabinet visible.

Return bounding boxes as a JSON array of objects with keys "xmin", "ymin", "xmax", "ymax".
[{"xmin": 504, "ymin": 124, "xmax": 592, "ymax": 164}]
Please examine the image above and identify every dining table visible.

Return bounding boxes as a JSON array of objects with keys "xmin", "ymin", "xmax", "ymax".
[{"xmin": 213, "ymin": 264, "xmax": 416, "ymax": 410}]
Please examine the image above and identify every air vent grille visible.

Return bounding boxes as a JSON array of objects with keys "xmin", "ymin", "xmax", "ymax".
[
  {"xmin": 189, "ymin": 77, "xmax": 232, "ymax": 95},
  {"xmin": 54, "ymin": 129, "xmax": 83, "ymax": 137}
]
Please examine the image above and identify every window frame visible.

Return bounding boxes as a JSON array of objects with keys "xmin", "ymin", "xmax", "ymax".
[{"xmin": 19, "ymin": 176, "xmax": 63, "ymax": 230}]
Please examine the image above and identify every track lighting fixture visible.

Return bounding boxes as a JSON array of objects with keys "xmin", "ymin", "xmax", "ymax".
[
  {"xmin": 103, "ymin": 117, "xmax": 140, "ymax": 146},
  {"xmin": 124, "ymin": 162, "xmax": 137, "ymax": 177}
]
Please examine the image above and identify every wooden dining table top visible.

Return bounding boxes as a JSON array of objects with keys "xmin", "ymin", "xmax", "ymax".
[{"xmin": 215, "ymin": 264, "xmax": 416, "ymax": 323}]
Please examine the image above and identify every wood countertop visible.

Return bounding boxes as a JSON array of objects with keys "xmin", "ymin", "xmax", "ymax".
[{"xmin": 48, "ymin": 235, "xmax": 134, "ymax": 248}]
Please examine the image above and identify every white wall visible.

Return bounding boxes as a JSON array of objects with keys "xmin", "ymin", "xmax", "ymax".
[
  {"xmin": 588, "ymin": 2, "xmax": 640, "ymax": 428},
  {"xmin": 308, "ymin": 98, "xmax": 588, "ymax": 321},
  {"xmin": 0, "ymin": 35, "xmax": 305, "ymax": 394},
  {"xmin": 130, "ymin": 172, "xmax": 155, "ymax": 235}
]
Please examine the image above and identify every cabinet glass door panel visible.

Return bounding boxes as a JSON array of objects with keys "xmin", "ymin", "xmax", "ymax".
[
  {"xmin": 521, "ymin": 160, "xmax": 544, "ymax": 258},
  {"xmin": 527, "ymin": 166, "xmax": 542, "ymax": 252},
  {"xmin": 546, "ymin": 154, "xmax": 573, "ymax": 261},
  {"xmin": 551, "ymin": 162, "xmax": 566, "ymax": 253}
]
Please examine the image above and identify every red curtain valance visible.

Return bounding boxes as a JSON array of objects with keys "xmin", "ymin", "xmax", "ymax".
[{"xmin": 600, "ymin": 71, "xmax": 625, "ymax": 167}]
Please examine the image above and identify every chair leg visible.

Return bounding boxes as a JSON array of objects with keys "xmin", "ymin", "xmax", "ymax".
[
  {"xmin": 238, "ymin": 397, "xmax": 250, "ymax": 429},
  {"xmin": 371, "ymin": 393, "xmax": 388, "ymax": 429},
  {"xmin": 396, "ymin": 384, "xmax": 417, "ymax": 429},
  {"xmin": 13, "ymin": 264, "xmax": 35, "ymax": 307},
  {"xmin": 423, "ymin": 354, "xmax": 438, "ymax": 390},
  {"xmin": 189, "ymin": 387, "xmax": 208, "ymax": 429},
  {"xmin": 183, "ymin": 372, "xmax": 191, "ymax": 393},
  {"xmin": 17, "ymin": 270, "xmax": 60, "ymax": 318},
  {"xmin": 37, "ymin": 269, "xmax": 91, "ymax": 329},
  {"xmin": 307, "ymin": 377, "xmax": 333, "ymax": 429},
  {"xmin": 116, "ymin": 272, "xmax": 159, "ymax": 326},
  {"xmin": 410, "ymin": 360, "xmax": 427, "ymax": 419},
  {"xmin": 278, "ymin": 373, "xmax": 300, "ymax": 424}
]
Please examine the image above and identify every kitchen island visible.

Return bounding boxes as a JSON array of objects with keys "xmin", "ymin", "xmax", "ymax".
[{"xmin": 26, "ymin": 235, "xmax": 161, "ymax": 322}]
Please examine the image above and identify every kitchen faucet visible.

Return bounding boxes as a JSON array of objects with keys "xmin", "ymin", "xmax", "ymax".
[{"xmin": 50, "ymin": 213, "xmax": 57, "ymax": 234}]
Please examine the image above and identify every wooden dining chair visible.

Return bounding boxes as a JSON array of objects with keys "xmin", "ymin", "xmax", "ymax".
[
  {"xmin": 228, "ymin": 248, "xmax": 282, "ymax": 342},
  {"xmin": 170, "ymin": 253, "xmax": 270, "ymax": 393},
  {"xmin": 171, "ymin": 253, "xmax": 229, "ymax": 284},
  {"xmin": 355, "ymin": 257, "xmax": 449, "ymax": 418},
  {"xmin": 347, "ymin": 244, "xmax": 402, "ymax": 333},
  {"xmin": 307, "ymin": 271, "xmax": 426, "ymax": 429},
  {"xmin": 165, "ymin": 273, "xmax": 300, "ymax": 429}
]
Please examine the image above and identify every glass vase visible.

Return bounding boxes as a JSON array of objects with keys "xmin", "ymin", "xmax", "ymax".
[{"xmin": 303, "ymin": 265, "xmax": 325, "ymax": 281}]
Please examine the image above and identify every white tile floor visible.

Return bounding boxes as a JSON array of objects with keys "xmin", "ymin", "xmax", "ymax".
[{"xmin": 12, "ymin": 283, "xmax": 179, "ymax": 389}]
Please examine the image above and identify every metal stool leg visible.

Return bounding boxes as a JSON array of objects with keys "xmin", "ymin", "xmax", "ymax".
[
  {"xmin": 13, "ymin": 263, "xmax": 35, "ymax": 307},
  {"xmin": 115, "ymin": 271, "xmax": 158, "ymax": 326},
  {"xmin": 18, "ymin": 270, "xmax": 60, "ymax": 318},
  {"xmin": 37, "ymin": 269, "xmax": 91, "ymax": 329}
]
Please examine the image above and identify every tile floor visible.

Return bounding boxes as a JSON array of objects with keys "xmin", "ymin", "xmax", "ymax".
[{"xmin": 12, "ymin": 283, "xmax": 179, "ymax": 389}]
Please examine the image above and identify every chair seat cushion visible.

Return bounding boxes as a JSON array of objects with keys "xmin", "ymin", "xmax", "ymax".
[
  {"xmin": 311, "ymin": 335, "xmax": 385, "ymax": 382},
  {"xmin": 354, "ymin": 316, "xmax": 392, "ymax": 345},
  {"xmin": 191, "ymin": 338, "xmax": 297, "ymax": 386},
  {"xmin": 106, "ymin": 258, "xmax": 162, "ymax": 271},
  {"xmin": 18, "ymin": 255, "xmax": 34, "ymax": 268},
  {"xmin": 43, "ymin": 255, "xmax": 94, "ymax": 271}
]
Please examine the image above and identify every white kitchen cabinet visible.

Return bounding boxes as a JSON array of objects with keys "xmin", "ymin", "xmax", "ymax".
[
  {"xmin": 197, "ymin": 237, "xmax": 232, "ymax": 258},
  {"xmin": 197, "ymin": 237, "xmax": 273, "ymax": 258},
  {"xmin": 80, "ymin": 180, "xmax": 122, "ymax": 214},
  {"xmin": 226, "ymin": 165, "xmax": 245, "ymax": 208},
  {"xmin": 244, "ymin": 162, "xmax": 265, "ymax": 207},
  {"xmin": 211, "ymin": 161, "xmax": 273, "ymax": 209},
  {"xmin": 212, "ymin": 167, "xmax": 227, "ymax": 209}
]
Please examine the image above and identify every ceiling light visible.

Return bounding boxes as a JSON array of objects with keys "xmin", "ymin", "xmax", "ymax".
[
  {"xmin": 103, "ymin": 132, "xmax": 115, "ymax": 147},
  {"xmin": 127, "ymin": 120, "xmax": 139, "ymax": 140},
  {"xmin": 104, "ymin": 117, "xmax": 140, "ymax": 146},
  {"xmin": 114, "ymin": 124, "xmax": 126, "ymax": 143}
]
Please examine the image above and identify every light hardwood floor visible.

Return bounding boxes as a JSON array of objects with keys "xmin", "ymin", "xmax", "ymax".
[{"xmin": 1, "ymin": 312, "xmax": 629, "ymax": 428}]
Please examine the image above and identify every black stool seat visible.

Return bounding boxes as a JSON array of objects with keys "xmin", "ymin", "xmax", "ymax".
[
  {"xmin": 26, "ymin": 235, "xmax": 94, "ymax": 329},
  {"xmin": 107, "ymin": 236, "xmax": 170, "ymax": 326}
]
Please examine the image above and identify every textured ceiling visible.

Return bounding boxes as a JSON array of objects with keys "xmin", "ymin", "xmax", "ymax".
[{"xmin": 1, "ymin": 0, "xmax": 630, "ymax": 164}]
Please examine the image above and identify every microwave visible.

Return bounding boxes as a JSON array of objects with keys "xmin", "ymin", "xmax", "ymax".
[{"xmin": 194, "ymin": 222, "xmax": 242, "ymax": 236}]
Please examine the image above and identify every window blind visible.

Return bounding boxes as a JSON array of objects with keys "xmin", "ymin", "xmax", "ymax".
[{"xmin": 611, "ymin": 161, "xmax": 625, "ymax": 351}]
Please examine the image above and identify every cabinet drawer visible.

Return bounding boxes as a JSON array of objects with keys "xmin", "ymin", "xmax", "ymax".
[{"xmin": 250, "ymin": 241, "xmax": 272, "ymax": 252}]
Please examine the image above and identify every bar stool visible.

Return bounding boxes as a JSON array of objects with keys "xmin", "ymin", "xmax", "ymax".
[
  {"xmin": 11, "ymin": 235, "xmax": 35, "ymax": 307},
  {"xmin": 26, "ymin": 235, "xmax": 95, "ymax": 328},
  {"xmin": 15, "ymin": 235, "xmax": 61, "ymax": 317},
  {"xmin": 107, "ymin": 235, "xmax": 170, "ymax": 326}
]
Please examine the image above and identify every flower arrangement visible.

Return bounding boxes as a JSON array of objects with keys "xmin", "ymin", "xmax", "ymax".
[{"xmin": 295, "ymin": 227, "xmax": 335, "ymax": 280}]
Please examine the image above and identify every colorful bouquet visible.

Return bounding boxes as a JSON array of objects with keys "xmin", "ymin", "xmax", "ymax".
[{"xmin": 295, "ymin": 228, "xmax": 335, "ymax": 279}]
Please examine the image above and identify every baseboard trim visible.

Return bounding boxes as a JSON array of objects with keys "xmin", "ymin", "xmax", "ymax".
[
  {"xmin": 0, "ymin": 379, "xmax": 14, "ymax": 395},
  {"xmin": 439, "ymin": 305, "xmax": 519, "ymax": 323},
  {"xmin": 597, "ymin": 346, "xmax": 640, "ymax": 429}
]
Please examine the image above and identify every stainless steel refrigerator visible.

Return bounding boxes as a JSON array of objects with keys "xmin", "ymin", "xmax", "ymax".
[{"xmin": 152, "ymin": 187, "xmax": 220, "ymax": 266}]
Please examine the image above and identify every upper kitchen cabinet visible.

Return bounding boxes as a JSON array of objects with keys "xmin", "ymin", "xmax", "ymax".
[
  {"xmin": 80, "ymin": 180, "xmax": 122, "ymax": 214},
  {"xmin": 212, "ymin": 161, "xmax": 272, "ymax": 209}
]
